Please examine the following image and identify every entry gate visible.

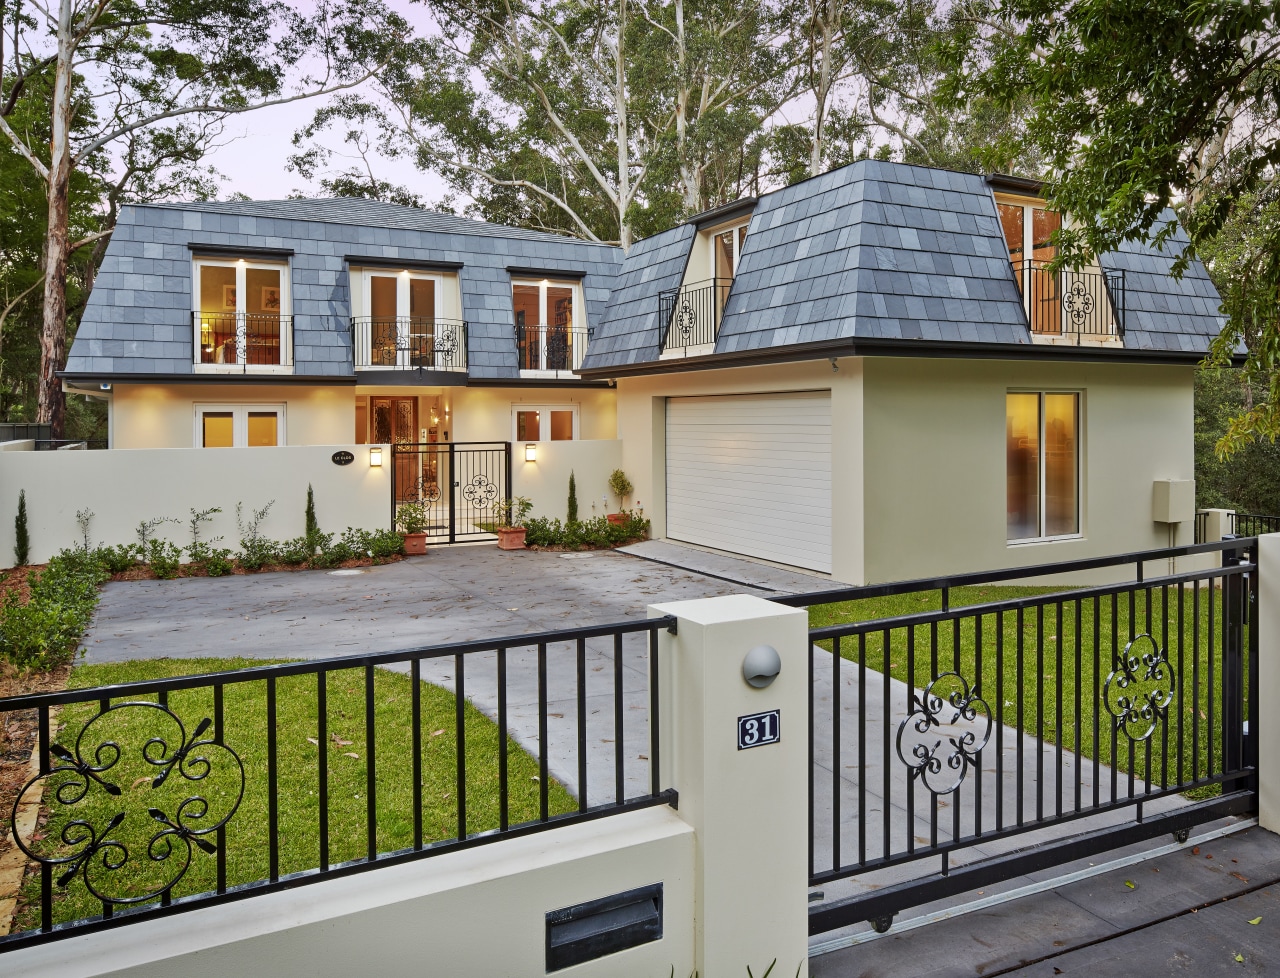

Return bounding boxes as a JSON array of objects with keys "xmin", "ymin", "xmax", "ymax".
[
  {"xmin": 779, "ymin": 539, "xmax": 1259, "ymax": 936},
  {"xmin": 391, "ymin": 442, "xmax": 511, "ymax": 544}
]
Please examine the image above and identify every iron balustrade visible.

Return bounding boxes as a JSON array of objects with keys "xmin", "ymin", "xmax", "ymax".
[
  {"xmin": 780, "ymin": 539, "xmax": 1257, "ymax": 936},
  {"xmin": 0, "ymin": 617, "xmax": 675, "ymax": 951},
  {"xmin": 1017, "ymin": 261, "xmax": 1125, "ymax": 341},
  {"xmin": 515, "ymin": 324, "xmax": 591, "ymax": 372},
  {"xmin": 352, "ymin": 317, "xmax": 468, "ymax": 371},
  {"xmin": 1195, "ymin": 510, "xmax": 1210, "ymax": 544},
  {"xmin": 193, "ymin": 312, "xmax": 291, "ymax": 367},
  {"xmin": 658, "ymin": 278, "xmax": 734, "ymax": 353},
  {"xmin": 1230, "ymin": 513, "xmax": 1280, "ymax": 537}
]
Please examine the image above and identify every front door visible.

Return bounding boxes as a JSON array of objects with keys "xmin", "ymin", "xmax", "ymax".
[{"xmin": 370, "ymin": 397, "xmax": 419, "ymax": 500}]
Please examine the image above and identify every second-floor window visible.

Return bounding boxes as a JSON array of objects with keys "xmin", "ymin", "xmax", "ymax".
[
  {"xmin": 512, "ymin": 279, "xmax": 585, "ymax": 372},
  {"xmin": 713, "ymin": 221, "xmax": 749, "ymax": 281},
  {"xmin": 194, "ymin": 257, "xmax": 291, "ymax": 367}
]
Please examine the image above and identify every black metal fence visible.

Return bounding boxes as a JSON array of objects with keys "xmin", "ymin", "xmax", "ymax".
[
  {"xmin": 515, "ymin": 324, "xmax": 591, "ymax": 372},
  {"xmin": 193, "ymin": 312, "xmax": 291, "ymax": 367},
  {"xmin": 0, "ymin": 423, "xmax": 50, "ymax": 442},
  {"xmin": 352, "ymin": 317, "xmax": 468, "ymax": 371},
  {"xmin": 34, "ymin": 439, "xmax": 107, "ymax": 451},
  {"xmin": 781, "ymin": 540, "xmax": 1257, "ymax": 935},
  {"xmin": 392, "ymin": 442, "xmax": 511, "ymax": 544},
  {"xmin": 658, "ymin": 278, "xmax": 733, "ymax": 353},
  {"xmin": 0, "ymin": 618, "xmax": 675, "ymax": 951},
  {"xmin": 1231, "ymin": 513, "xmax": 1280, "ymax": 537},
  {"xmin": 1017, "ymin": 261, "xmax": 1125, "ymax": 340}
]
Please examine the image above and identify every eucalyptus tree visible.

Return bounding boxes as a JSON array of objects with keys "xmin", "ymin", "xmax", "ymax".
[{"xmin": 0, "ymin": 0, "xmax": 408, "ymax": 434}]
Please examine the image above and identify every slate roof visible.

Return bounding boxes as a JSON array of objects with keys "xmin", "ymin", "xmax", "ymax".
[
  {"xmin": 1097, "ymin": 217, "xmax": 1225, "ymax": 354},
  {"xmin": 578, "ymin": 224, "xmax": 696, "ymax": 368},
  {"xmin": 67, "ymin": 198, "xmax": 621, "ymax": 379}
]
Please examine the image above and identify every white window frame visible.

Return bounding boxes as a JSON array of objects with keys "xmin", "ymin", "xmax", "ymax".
[
  {"xmin": 510, "ymin": 404, "xmax": 579, "ymax": 442},
  {"xmin": 512, "ymin": 278, "xmax": 586, "ymax": 376},
  {"xmin": 192, "ymin": 257, "xmax": 293, "ymax": 373},
  {"xmin": 1007, "ymin": 389, "xmax": 1083, "ymax": 546},
  {"xmin": 193, "ymin": 403, "xmax": 287, "ymax": 448},
  {"xmin": 708, "ymin": 219, "xmax": 750, "ymax": 278},
  {"xmin": 357, "ymin": 269, "xmax": 445, "ymax": 370}
]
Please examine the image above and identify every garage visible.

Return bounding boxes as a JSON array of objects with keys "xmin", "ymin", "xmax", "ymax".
[{"xmin": 665, "ymin": 391, "xmax": 833, "ymax": 573}]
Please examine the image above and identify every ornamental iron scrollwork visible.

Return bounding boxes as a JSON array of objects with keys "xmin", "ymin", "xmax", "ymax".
[
  {"xmin": 1104, "ymin": 633, "xmax": 1176, "ymax": 741},
  {"xmin": 9, "ymin": 702, "xmax": 244, "ymax": 906},
  {"xmin": 462, "ymin": 473, "xmax": 498, "ymax": 508},
  {"xmin": 1062, "ymin": 280, "xmax": 1095, "ymax": 327},
  {"xmin": 434, "ymin": 326, "xmax": 459, "ymax": 360},
  {"xmin": 897, "ymin": 672, "xmax": 992, "ymax": 795},
  {"xmin": 411, "ymin": 475, "xmax": 441, "ymax": 505},
  {"xmin": 673, "ymin": 298, "xmax": 697, "ymax": 340},
  {"xmin": 546, "ymin": 329, "xmax": 570, "ymax": 370}
]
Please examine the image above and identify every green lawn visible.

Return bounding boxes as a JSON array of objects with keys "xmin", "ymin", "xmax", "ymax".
[
  {"xmin": 809, "ymin": 584, "xmax": 1243, "ymax": 797},
  {"xmin": 16, "ymin": 658, "xmax": 574, "ymax": 931}
]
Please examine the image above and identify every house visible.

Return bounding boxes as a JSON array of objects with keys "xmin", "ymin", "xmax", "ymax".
[{"xmin": 61, "ymin": 160, "xmax": 1223, "ymax": 583}]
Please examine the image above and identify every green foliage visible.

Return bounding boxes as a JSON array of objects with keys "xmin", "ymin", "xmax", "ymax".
[
  {"xmin": 146, "ymin": 539, "xmax": 183, "ymax": 579},
  {"xmin": 236, "ymin": 501, "xmax": 277, "ymax": 571},
  {"xmin": 14, "ymin": 489, "xmax": 29, "ymax": 566},
  {"xmin": 0, "ymin": 548, "xmax": 108, "ymax": 669},
  {"xmin": 567, "ymin": 470, "xmax": 578, "ymax": 524},
  {"xmin": 74, "ymin": 508, "xmax": 94, "ymax": 551},
  {"xmin": 304, "ymin": 484, "xmax": 320, "ymax": 549},
  {"xmin": 97, "ymin": 543, "xmax": 142, "ymax": 573},
  {"xmin": 1195, "ymin": 368, "xmax": 1280, "ymax": 513},
  {"xmin": 276, "ymin": 537, "xmax": 313, "ymax": 567},
  {"xmin": 494, "ymin": 496, "xmax": 534, "ymax": 529},
  {"xmin": 395, "ymin": 502, "xmax": 430, "ymax": 534},
  {"xmin": 607, "ymin": 468, "xmax": 633, "ymax": 507},
  {"xmin": 523, "ymin": 512, "xmax": 650, "ymax": 549},
  {"xmin": 135, "ymin": 517, "xmax": 175, "ymax": 549}
]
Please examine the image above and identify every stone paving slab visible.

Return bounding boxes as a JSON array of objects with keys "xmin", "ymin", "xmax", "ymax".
[{"xmin": 617, "ymin": 539, "xmax": 838, "ymax": 594}]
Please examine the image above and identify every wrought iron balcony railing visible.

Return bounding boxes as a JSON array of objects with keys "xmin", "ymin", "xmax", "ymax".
[
  {"xmin": 658, "ymin": 277, "xmax": 733, "ymax": 353},
  {"xmin": 352, "ymin": 317, "xmax": 468, "ymax": 371},
  {"xmin": 194, "ymin": 312, "xmax": 292, "ymax": 367},
  {"xmin": 515, "ymin": 324, "xmax": 591, "ymax": 372},
  {"xmin": 1017, "ymin": 261, "xmax": 1125, "ymax": 341}
]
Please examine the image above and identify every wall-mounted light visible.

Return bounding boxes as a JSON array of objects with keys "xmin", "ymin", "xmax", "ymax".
[
  {"xmin": 525, "ymin": 443, "xmax": 537, "ymax": 463},
  {"xmin": 99, "ymin": 382, "xmax": 112, "ymax": 392},
  {"xmin": 369, "ymin": 447, "xmax": 383, "ymax": 467}
]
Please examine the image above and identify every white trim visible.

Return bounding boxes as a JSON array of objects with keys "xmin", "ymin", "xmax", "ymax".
[
  {"xmin": 356, "ymin": 268, "xmax": 445, "ymax": 371},
  {"xmin": 192, "ymin": 256, "xmax": 293, "ymax": 370},
  {"xmin": 510, "ymin": 403, "xmax": 579, "ymax": 442},
  {"xmin": 708, "ymin": 219, "xmax": 750, "ymax": 279},
  {"xmin": 512, "ymin": 277, "xmax": 586, "ymax": 375},
  {"xmin": 193, "ymin": 403, "xmax": 287, "ymax": 448},
  {"xmin": 1006, "ymin": 390, "xmax": 1082, "ymax": 544}
]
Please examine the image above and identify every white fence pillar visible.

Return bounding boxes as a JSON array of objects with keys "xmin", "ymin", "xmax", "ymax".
[
  {"xmin": 1201, "ymin": 508, "xmax": 1235, "ymax": 542},
  {"xmin": 1257, "ymin": 534, "xmax": 1280, "ymax": 833},
  {"xmin": 649, "ymin": 595, "xmax": 810, "ymax": 977}
]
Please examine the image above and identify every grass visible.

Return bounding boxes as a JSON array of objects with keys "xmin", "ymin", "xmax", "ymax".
[
  {"xmin": 808, "ymin": 583, "xmax": 1244, "ymax": 798},
  {"xmin": 15, "ymin": 657, "xmax": 575, "ymax": 931}
]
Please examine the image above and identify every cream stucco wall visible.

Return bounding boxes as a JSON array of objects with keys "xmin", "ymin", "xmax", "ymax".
[
  {"xmin": 861, "ymin": 357, "xmax": 1195, "ymax": 583},
  {"xmin": 448, "ymin": 385, "xmax": 617, "ymax": 443},
  {"xmin": 111, "ymin": 384, "xmax": 356, "ymax": 449},
  {"xmin": 512, "ymin": 439, "xmax": 624, "ymax": 522}
]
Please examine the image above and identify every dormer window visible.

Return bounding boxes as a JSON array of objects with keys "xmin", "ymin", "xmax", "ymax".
[
  {"xmin": 512, "ymin": 278, "xmax": 587, "ymax": 375},
  {"xmin": 713, "ymin": 221, "xmax": 749, "ymax": 281},
  {"xmin": 193, "ymin": 257, "xmax": 292, "ymax": 369}
]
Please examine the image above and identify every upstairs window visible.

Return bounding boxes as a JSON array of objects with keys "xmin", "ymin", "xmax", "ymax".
[
  {"xmin": 713, "ymin": 221, "xmax": 749, "ymax": 281},
  {"xmin": 998, "ymin": 199, "xmax": 1064, "ymax": 335},
  {"xmin": 194, "ymin": 258, "xmax": 291, "ymax": 368},
  {"xmin": 513, "ymin": 279, "xmax": 585, "ymax": 372}
]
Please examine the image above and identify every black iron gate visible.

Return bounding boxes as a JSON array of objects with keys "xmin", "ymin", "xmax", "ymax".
[
  {"xmin": 778, "ymin": 539, "xmax": 1259, "ymax": 936},
  {"xmin": 391, "ymin": 441, "xmax": 511, "ymax": 544}
]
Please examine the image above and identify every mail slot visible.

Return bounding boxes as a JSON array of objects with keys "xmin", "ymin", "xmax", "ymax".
[{"xmin": 545, "ymin": 882, "xmax": 663, "ymax": 972}]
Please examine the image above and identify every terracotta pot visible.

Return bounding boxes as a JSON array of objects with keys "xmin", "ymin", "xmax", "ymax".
[
  {"xmin": 606, "ymin": 513, "xmax": 627, "ymax": 526},
  {"xmin": 497, "ymin": 526, "xmax": 527, "ymax": 551},
  {"xmin": 402, "ymin": 532, "xmax": 428, "ymax": 555}
]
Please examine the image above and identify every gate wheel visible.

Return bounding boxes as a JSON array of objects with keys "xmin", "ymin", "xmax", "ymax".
[
  {"xmin": 1174, "ymin": 828, "xmax": 1191, "ymax": 844},
  {"xmin": 871, "ymin": 915, "xmax": 894, "ymax": 934}
]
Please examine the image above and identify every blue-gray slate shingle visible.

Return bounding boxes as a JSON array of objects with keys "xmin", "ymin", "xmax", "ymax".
[{"xmin": 67, "ymin": 198, "xmax": 622, "ymax": 379}]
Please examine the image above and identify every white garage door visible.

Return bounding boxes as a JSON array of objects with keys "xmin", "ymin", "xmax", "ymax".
[{"xmin": 666, "ymin": 391, "xmax": 832, "ymax": 573}]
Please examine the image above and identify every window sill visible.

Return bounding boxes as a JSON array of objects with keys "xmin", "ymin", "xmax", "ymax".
[
  {"xmin": 659, "ymin": 343, "xmax": 715, "ymax": 360},
  {"xmin": 1006, "ymin": 534, "xmax": 1084, "ymax": 547},
  {"xmin": 193, "ymin": 364, "xmax": 295, "ymax": 375},
  {"xmin": 518, "ymin": 369, "xmax": 583, "ymax": 380}
]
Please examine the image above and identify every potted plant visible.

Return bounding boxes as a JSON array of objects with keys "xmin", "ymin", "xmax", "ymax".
[
  {"xmin": 607, "ymin": 469, "xmax": 633, "ymax": 525},
  {"xmin": 494, "ymin": 495, "xmax": 533, "ymax": 550},
  {"xmin": 396, "ymin": 502, "xmax": 430, "ymax": 555}
]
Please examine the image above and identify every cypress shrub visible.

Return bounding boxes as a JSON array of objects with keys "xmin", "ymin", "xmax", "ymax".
[
  {"xmin": 567, "ymin": 471, "xmax": 579, "ymax": 524},
  {"xmin": 14, "ymin": 489, "xmax": 29, "ymax": 566}
]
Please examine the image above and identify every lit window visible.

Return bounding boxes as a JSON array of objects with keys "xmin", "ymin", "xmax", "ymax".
[
  {"xmin": 193, "ymin": 257, "xmax": 290, "ymax": 367},
  {"xmin": 512, "ymin": 404, "xmax": 578, "ymax": 442},
  {"xmin": 1007, "ymin": 392, "xmax": 1079, "ymax": 541},
  {"xmin": 512, "ymin": 279, "xmax": 584, "ymax": 372},
  {"xmin": 195, "ymin": 404, "xmax": 284, "ymax": 448}
]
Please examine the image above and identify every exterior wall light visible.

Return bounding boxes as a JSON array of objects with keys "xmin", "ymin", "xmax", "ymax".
[
  {"xmin": 369, "ymin": 447, "xmax": 383, "ymax": 467},
  {"xmin": 525, "ymin": 443, "xmax": 537, "ymax": 462}
]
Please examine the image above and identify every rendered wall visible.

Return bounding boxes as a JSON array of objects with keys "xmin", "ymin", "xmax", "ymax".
[
  {"xmin": 0, "ymin": 444, "xmax": 389, "ymax": 567},
  {"xmin": 448, "ymin": 385, "xmax": 617, "ymax": 442},
  {"xmin": 861, "ymin": 357, "xmax": 1196, "ymax": 584},
  {"xmin": 513, "ymin": 439, "xmax": 624, "ymax": 522}
]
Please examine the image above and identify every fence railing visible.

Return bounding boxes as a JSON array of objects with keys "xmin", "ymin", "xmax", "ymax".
[
  {"xmin": 0, "ymin": 617, "xmax": 675, "ymax": 951},
  {"xmin": 352, "ymin": 317, "xmax": 468, "ymax": 371},
  {"xmin": 1231, "ymin": 513, "xmax": 1280, "ymax": 537},
  {"xmin": 658, "ymin": 278, "xmax": 733, "ymax": 353},
  {"xmin": 515, "ymin": 324, "xmax": 590, "ymax": 372},
  {"xmin": 193, "ymin": 312, "xmax": 291, "ymax": 367},
  {"xmin": 781, "ymin": 539, "xmax": 1257, "ymax": 933},
  {"xmin": 34, "ymin": 439, "xmax": 107, "ymax": 451},
  {"xmin": 0, "ymin": 423, "xmax": 50, "ymax": 442},
  {"xmin": 1017, "ymin": 261, "xmax": 1125, "ymax": 341}
]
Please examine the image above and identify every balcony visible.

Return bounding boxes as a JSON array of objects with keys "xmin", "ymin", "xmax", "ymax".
[
  {"xmin": 658, "ymin": 277, "xmax": 733, "ymax": 354},
  {"xmin": 515, "ymin": 324, "xmax": 591, "ymax": 374},
  {"xmin": 1017, "ymin": 261, "xmax": 1126, "ymax": 343},
  {"xmin": 352, "ymin": 317, "xmax": 468, "ymax": 372},
  {"xmin": 194, "ymin": 312, "xmax": 291, "ymax": 368}
]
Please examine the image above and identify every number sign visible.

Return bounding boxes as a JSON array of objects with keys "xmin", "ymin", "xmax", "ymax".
[{"xmin": 737, "ymin": 709, "xmax": 780, "ymax": 750}]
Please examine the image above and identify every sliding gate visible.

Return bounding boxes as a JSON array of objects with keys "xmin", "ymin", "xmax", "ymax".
[
  {"xmin": 392, "ymin": 441, "xmax": 511, "ymax": 544},
  {"xmin": 781, "ymin": 540, "xmax": 1259, "ymax": 936}
]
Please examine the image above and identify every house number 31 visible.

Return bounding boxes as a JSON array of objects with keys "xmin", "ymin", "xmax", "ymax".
[{"xmin": 737, "ymin": 709, "xmax": 780, "ymax": 750}]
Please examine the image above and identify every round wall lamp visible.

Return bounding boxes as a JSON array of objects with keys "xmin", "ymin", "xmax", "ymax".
[{"xmin": 742, "ymin": 645, "xmax": 782, "ymax": 688}]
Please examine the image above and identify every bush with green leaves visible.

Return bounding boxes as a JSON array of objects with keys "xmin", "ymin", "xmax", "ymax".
[
  {"xmin": 567, "ymin": 471, "xmax": 578, "ymax": 524},
  {"xmin": 146, "ymin": 539, "xmax": 183, "ymax": 579},
  {"xmin": 97, "ymin": 543, "xmax": 142, "ymax": 573},
  {"xmin": 14, "ymin": 489, "xmax": 29, "ymax": 566},
  {"xmin": 0, "ymin": 548, "xmax": 108, "ymax": 669},
  {"xmin": 523, "ymin": 512, "xmax": 649, "ymax": 549}
]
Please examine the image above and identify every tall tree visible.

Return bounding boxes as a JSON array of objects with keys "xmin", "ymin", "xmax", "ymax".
[{"xmin": 0, "ymin": 0, "xmax": 406, "ymax": 434}]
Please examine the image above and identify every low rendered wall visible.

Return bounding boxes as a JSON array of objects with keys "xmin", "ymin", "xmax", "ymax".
[
  {"xmin": 7, "ymin": 807, "xmax": 695, "ymax": 978},
  {"xmin": 512, "ymin": 439, "xmax": 624, "ymax": 524},
  {"xmin": 0, "ymin": 445, "xmax": 390, "ymax": 567}
]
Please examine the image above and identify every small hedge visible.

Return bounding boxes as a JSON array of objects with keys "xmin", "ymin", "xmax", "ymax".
[
  {"xmin": 523, "ymin": 513, "xmax": 650, "ymax": 549},
  {"xmin": 0, "ymin": 548, "xmax": 109, "ymax": 670}
]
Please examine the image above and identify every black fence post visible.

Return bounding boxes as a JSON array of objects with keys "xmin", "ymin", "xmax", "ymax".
[
  {"xmin": 448, "ymin": 440, "xmax": 457, "ymax": 545},
  {"xmin": 1223, "ymin": 543, "xmax": 1246, "ymax": 793}
]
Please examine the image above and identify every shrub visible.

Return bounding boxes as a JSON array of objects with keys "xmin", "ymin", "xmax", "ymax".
[
  {"xmin": 14, "ymin": 489, "xmax": 29, "ymax": 566},
  {"xmin": 135, "ymin": 516, "xmax": 175, "ymax": 550},
  {"xmin": 75, "ymin": 508, "xmax": 94, "ymax": 551},
  {"xmin": 567, "ymin": 471, "xmax": 578, "ymax": 524},
  {"xmin": 146, "ymin": 539, "xmax": 183, "ymax": 579},
  {"xmin": 368, "ymin": 528, "xmax": 404, "ymax": 560},
  {"xmin": 608, "ymin": 469, "xmax": 633, "ymax": 509},
  {"xmin": 277, "ymin": 536, "xmax": 312, "ymax": 566},
  {"xmin": 0, "ymin": 548, "xmax": 108, "ymax": 669},
  {"xmin": 236, "ymin": 501, "xmax": 276, "ymax": 570},
  {"xmin": 97, "ymin": 543, "xmax": 141, "ymax": 573},
  {"xmin": 203, "ymin": 547, "xmax": 235, "ymax": 577},
  {"xmin": 304, "ymin": 484, "xmax": 320, "ymax": 551},
  {"xmin": 396, "ymin": 503, "xmax": 429, "ymax": 534},
  {"xmin": 524, "ymin": 512, "xmax": 650, "ymax": 549}
]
